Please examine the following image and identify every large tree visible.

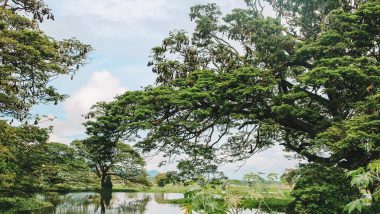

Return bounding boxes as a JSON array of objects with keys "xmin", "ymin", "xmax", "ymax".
[
  {"xmin": 84, "ymin": 0, "xmax": 380, "ymax": 209},
  {"xmin": 98, "ymin": 0, "xmax": 379, "ymax": 168}
]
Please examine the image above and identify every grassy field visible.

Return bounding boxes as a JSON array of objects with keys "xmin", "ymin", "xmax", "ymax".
[
  {"xmin": 138, "ymin": 183, "xmax": 291, "ymax": 195},
  {"xmin": 145, "ymin": 183, "xmax": 293, "ymax": 212},
  {"xmin": 111, "ymin": 182, "xmax": 291, "ymax": 196}
]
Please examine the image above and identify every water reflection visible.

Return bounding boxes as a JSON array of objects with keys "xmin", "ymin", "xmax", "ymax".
[{"xmin": 27, "ymin": 192, "xmax": 183, "ymax": 214}]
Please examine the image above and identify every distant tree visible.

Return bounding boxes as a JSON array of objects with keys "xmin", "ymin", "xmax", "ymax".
[
  {"xmin": 21, "ymin": 142, "xmax": 94, "ymax": 192},
  {"xmin": 243, "ymin": 172, "xmax": 265, "ymax": 187},
  {"xmin": 267, "ymin": 173, "xmax": 279, "ymax": 183},
  {"xmin": 154, "ymin": 173, "xmax": 168, "ymax": 187},
  {"xmin": 0, "ymin": 119, "xmax": 50, "ymax": 194},
  {"xmin": 0, "ymin": 120, "xmax": 93, "ymax": 194},
  {"xmin": 175, "ymin": 160, "xmax": 226, "ymax": 184},
  {"xmin": 73, "ymin": 140, "xmax": 148, "ymax": 190}
]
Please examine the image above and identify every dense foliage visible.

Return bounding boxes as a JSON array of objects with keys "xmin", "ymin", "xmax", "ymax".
[
  {"xmin": 288, "ymin": 164, "xmax": 361, "ymax": 214},
  {"xmin": 0, "ymin": 0, "xmax": 378, "ymax": 212},
  {"xmin": 0, "ymin": 120, "xmax": 94, "ymax": 195},
  {"xmin": 95, "ymin": 0, "xmax": 380, "ymax": 171},
  {"xmin": 0, "ymin": 0, "xmax": 92, "ymax": 206},
  {"xmin": 0, "ymin": 0, "xmax": 91, "ymax": 121}
]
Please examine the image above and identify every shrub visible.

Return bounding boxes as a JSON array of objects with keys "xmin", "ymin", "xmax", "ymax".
[{"xmin": 288, "ymin": 164, "xmax": 361, "ymax": 214}]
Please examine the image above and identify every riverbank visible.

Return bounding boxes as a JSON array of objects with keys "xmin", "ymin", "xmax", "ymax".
[{"xmin": 0, "ymin": 197, "xmax": 53, "ymax": 212}]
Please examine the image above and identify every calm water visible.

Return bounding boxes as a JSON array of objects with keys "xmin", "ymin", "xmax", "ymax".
[
  {"xmin": 3, "ymin": 192, "xmax": 284, "ymax": 214},
  {"xmin": 16, "ymin": 192, "xmax": 184, "ymax": 214}
]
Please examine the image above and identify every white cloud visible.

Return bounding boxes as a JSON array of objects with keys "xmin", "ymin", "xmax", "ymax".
[
  {"xmin": 61, "ymin": 0, "xmax": 173, "ymax": 22},
  {"xmin": 41, "ymin": 0, "xmax": 253, "ymax": 59},
  {"xmin": 46, "ymin": 71, "xmax": 126, "ymax": 143}
]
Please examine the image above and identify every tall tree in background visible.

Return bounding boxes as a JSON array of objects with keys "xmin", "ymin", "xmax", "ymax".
[{"xmin": 88, "ymin": 0, "xmax": 379, "ymax": 211}]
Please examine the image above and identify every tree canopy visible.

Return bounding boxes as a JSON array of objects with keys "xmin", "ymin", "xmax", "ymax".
[
  {"xmin": 73, "ymin": 139, "xmax": 148, "ymax": 189},
  {"xmin": 88, "ymin": 0, "xmax": 379, "ymax": 171},
  {"xmin": 0, "ymin": 0, "xmax": 92, "ymax": 121}
]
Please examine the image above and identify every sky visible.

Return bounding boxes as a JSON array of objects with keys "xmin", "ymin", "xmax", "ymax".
[{"xmin": 34, "ymin": 0, "xmax": 300, "ymax": 179}]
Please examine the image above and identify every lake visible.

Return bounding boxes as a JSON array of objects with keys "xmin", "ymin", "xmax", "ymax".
[
  {"xmin": 4, "ymin": 192, "xmax": 284, "ymax": 214},
  {"xmin": 25, "ymin": 192, "xmax": 183, "ymax": 214}
]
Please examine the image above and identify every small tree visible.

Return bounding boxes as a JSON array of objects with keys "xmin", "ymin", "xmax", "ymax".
[
  {"xmin": 267, "ymin": 173, "xmax": 279, "ymax": 183},
  {"xmin": 154, "ymin": 173, "xmax": 168, "ymax": 187},
  {"xmin": 346, "ymin": 160, "xmax": 380, "ymax": 213},
  {"xmin": 243, "ymin": 172, "xmax": 265, "ymax": 188},
  {"xmin": 73, "ymin": 140, "xmax": 148, "ymax": 190}
]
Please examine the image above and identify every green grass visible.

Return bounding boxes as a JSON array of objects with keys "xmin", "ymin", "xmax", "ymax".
[
  {"xmin": 137, "ymin": 184, "xmax": 190, "ymax": 193},
  {"xmin": 112, "ymin": 183, "xmax": 291, "ymax": 196},
  {"xmin": 148, "ymin": 183, "xmax": 293, "ymax": 212},
  {"xmin": 0, "ymin": 197, "xmax": 53, "ymax": 211}
]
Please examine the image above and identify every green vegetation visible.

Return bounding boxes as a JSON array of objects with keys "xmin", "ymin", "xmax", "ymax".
[
  {"xmin": 0, "ymin": 0, "xmax": 379, "ymax": 213},
  {"xmin": 289, "ymin": 164, "xmax": 361, "ymax": 214},
  {"xmin": 83, "ymin": 0, "xmax": 380, "ymax": 212},
  {"xmin": 0, "ymin": 0, "xmax": 91, "ymax": 121},
  {"xmin": 0, "ymin": 197, "xmax": 53, "ymax": 211},
  {"xmin": 73, "ymin": 139, "xmax": 149, "ymax": 190},
  {"xmin": 0, "ymin": 0, "xmax": 92, "ymax": 211}
]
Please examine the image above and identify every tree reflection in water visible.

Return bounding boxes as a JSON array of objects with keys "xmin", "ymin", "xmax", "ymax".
[
  {"xmin": 8, "ymin": 192, "xmax": 183, "ymax": 214},
  {"xmin": 97, "ymin": 189, "xmax": 149, "ymax": 214},
  {"xmin": 119, "ymin": 197, "xmax": 150, "ymax": 213}
]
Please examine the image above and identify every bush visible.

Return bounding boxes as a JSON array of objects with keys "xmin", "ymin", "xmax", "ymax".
[{"xmin": 287, "ymin": 164, "xmax": 361, "ymax": 214}]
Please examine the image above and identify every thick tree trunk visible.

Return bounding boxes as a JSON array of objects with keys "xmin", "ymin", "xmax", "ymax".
[{"xmin": 100, "ymin": 174, "xmax": 113, "ymax": 190}]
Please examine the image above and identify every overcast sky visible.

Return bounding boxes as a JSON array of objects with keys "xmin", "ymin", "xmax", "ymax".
[{"xmin": 34, "ymin": 0, "xmax": 300, "ymax": 179}]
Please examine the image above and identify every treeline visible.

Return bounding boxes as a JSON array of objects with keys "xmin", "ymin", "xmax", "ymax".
[{"xmin": 0, "ymin": 121, "xmax": 95, "ymax": 195}]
